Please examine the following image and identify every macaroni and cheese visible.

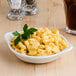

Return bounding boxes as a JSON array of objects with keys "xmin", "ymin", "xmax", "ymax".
[{"xmin": 10, "ymin": 28, "xmax": 68, "ymax": 56}]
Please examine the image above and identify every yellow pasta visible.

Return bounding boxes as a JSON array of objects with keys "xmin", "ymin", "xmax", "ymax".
[{"xmin": 10, "ymin": 28, "xmax": 69, "ymax": 56}]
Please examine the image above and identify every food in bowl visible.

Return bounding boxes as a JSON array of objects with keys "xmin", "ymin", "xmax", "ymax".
[{"xmin": 10, "ymin": 24, "xmax": 69, "ymax": 56}]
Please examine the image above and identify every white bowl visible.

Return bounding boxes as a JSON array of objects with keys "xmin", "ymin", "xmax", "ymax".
[{"xmin": 4, "ymin": 32, "xmax": 73, "ymax": 64}]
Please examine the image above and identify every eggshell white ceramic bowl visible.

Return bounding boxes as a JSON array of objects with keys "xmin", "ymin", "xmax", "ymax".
[{"xmin": 4, "ymin": 32, "xmax": 73, "ymax": 64}]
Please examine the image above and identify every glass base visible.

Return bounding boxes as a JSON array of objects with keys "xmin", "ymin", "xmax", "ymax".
[
  {"xmin": 8, "ymin": 9, "xmax": 25, "ymax": 20},
  {"xmin": 66, "ymin": 26, "xmax": 76, "ymax": 35},
  {"xmin": 25, "ymin": 8, "xmax": 38, "ymax": 15}
]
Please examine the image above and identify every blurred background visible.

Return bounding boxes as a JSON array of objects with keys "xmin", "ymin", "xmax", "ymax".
[
  {"xmin": 0, "ymin": 0, "xmax": 66, "ymax": 31},
  {"xmin": 0, "ymin": 0, "xmax": 76, "ymax": 76}
]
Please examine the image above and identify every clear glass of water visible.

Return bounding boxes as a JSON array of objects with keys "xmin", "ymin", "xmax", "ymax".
[
  {"xmin": 7, "ymin": 0, "xmax": 25, "ymax": 20},
  {"xmin": 24, "ymin": 0, "xmax": 38, "ymax": 15}
]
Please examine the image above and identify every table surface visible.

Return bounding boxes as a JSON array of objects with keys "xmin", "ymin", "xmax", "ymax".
[{"xmin": 0, "ymin": 0, "xmax": 76, "ymax": 76}]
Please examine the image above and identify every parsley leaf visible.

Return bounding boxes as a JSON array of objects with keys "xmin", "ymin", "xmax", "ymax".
[
  {"xmin": 28, "ymin": 28, "xmax": 38, "ymax": 34},
  {"xmin": 21, "ymin": 33, "xmax": 27, "ymax": 40},
  {"xmin": 23, "ymin": 24, "xmax": 28, "ymax": 32},
  {"xmin": 27, "ymin": 34, "xmax": 30, "ymax": 39},
  {"xmin": 14, "ymin": 36, "xmax": 21, "ymax": 46},
  {"xmin": 12, "ymin": 31, "xmax": 20, "ymax": 36}
]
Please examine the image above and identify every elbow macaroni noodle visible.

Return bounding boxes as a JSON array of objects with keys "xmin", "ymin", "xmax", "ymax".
[{"xmin": 10, "ymin": 28, "xmax": 69, "ymax": 56}]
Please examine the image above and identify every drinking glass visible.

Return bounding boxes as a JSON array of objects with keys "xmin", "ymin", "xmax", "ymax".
[
  {"xmin": 24, "ymin": 0, "xmax": 38, "ymax": 15},
  {"xmin": 8, "ymin": 0, "xmax": 25, "ymax": 20},
  {"xmin": 64, "ymin": 0, "xmax": 76, "ymax": 34}
]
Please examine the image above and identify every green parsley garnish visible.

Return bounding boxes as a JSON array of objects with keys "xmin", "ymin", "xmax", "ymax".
[
  {"xmin": 12, "ymin": 31, "xmax": 20, "ymax": 36},
  {"xmin": 12, "ymin": 24, "xmax": 38, "ymax": 46},
  {"xmin": 14, "ymin": 36, "xmax": 21, "ymax": 46}
]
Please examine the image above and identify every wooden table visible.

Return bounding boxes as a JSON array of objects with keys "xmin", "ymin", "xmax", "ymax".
[{"xmin": 0, "ymin": 0, "xmax": 76, "ymax": 76}]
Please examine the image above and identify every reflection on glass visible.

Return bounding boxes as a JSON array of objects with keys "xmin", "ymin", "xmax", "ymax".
[
  {"xmin": 8, "ymin": 0, "xmax": 25, "ymax": 20},
  {"xmin": 24, "ymin": 0, "xmax": 38, "ymax": 15},
  {"xmin": 64, "ymin": 0, "xmax": 76, "ymax": 34}
]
